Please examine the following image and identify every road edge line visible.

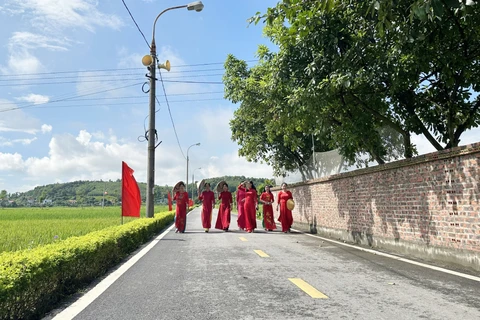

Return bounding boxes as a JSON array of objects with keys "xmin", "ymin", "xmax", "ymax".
[
  {"xmin": 52, "ymin": 221, "xmax": 177, "ymax": 319},
  {"xmin": 292, "ymin": 228, "xmax": 480, "ymax": 283}
]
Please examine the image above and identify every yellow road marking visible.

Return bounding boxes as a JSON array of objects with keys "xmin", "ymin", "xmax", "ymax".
[
  {"xmin": 289, "ymin": 278, "xmax": 329, "ymax": 299},
  {"xmin": 254, "ymin": 250, "xmax": 269, "ymax": 257},
  {"xmin": 239, "ymin": 237, "xmax": 248, "ymax": 242}
]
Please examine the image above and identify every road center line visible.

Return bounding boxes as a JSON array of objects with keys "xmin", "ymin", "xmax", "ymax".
[
  {"xmin": 239, "ymin": 237, "xmax": 248, "ymax": 242},
  {"xmin": 289, "ymin": 278, "xmax": 329, "ymax": 299},
  {"xmin": 254, "ymin": 249, "xmax": 270, "ymax": 257}
]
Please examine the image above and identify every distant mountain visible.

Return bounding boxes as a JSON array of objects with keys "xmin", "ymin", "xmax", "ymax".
[{"xmin": 1, "ymin": 176, "xmax": 274, "ymax": 207}]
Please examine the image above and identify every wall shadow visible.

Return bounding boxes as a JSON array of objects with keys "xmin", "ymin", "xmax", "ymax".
[{"xmin": 291, "ymin": 144, "xmax": 480, "ymax": 254}]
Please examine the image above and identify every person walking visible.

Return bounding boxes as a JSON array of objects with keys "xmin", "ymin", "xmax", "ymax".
[
  {"xmin": 236, "ymin": 181, "xmax": 247, "ymax": 230},
  {"xmin": 215, "ymin": 183, "xmax": 232, "ymax": 231},
  {"xmin": 276, "ymin": 182, "xmax": 293, "ymax": 233},
  {"xmin": 240, "ymin": 181, "xmax": 258, "ymax": 233},
  {"xmin": 199, "ymin": 182, "xmax": 215, "ymax": 232},
  {"xmin": 260, "ymin": 185, "xmax": 276, "ymax": 231},
  {"xmin": 173, "ymin": 182, "xmax": 189, "ymax": 233}
]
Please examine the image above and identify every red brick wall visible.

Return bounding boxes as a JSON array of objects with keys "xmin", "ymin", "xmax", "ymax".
[{"xmin": 273, "ymin": 143, "xmax": 480, "ymax": 258}]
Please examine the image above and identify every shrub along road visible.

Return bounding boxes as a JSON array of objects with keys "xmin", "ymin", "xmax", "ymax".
[{"xmin": 47, "ymin": 207, "xmax": 480, "ymax": 320}]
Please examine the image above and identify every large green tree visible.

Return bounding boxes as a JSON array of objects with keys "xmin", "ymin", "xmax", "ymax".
[{"xmin": 225, "ymin": 0, "xmax": 480, "ymax": 171}]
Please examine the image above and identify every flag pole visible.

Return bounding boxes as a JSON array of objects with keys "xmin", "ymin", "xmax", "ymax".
[{"xmin": 121, "ymin": 162, "xmax": 123, "ymax": 225}]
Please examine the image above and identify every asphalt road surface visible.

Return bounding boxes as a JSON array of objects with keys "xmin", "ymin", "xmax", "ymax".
[{"xmin": 47, "ymin": 207, "xmax": 480, "ymax": 320}]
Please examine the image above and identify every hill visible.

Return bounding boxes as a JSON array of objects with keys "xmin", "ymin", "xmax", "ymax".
[{"xmin": 1, "ymin": 176, "xmax": 274, "ymax": 207}]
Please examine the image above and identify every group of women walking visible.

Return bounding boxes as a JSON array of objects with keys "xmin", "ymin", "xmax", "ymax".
[{"xmin": 172, "ymin": 180, "xmax": 294, "ymax": 234}]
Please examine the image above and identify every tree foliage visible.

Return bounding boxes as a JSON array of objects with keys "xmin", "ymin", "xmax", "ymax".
[{"xmin": 225, "ymin": 0, "xmax": 480, "ymax": 172}]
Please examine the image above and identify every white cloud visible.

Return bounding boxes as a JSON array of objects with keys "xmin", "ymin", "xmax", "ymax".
[
  {"xmin": 1, "ymin": 2, "xmax": 122, "ymax": 74},
  {"xmin": 8, "ymin": 32, "xmax": 70, "ymax": 52},
  {"xmin": 0, "ymin": 137, "xmax": 37, "ymax": 147},
  {"xmin": 41, "ymin": 124, "xmax": 52, "ymax": 134},
  {"xmin": 3, "ymin": 0, "xmax": 123, "ymax": 33},
  {"xmin": 76, "ymin": 130, "xmax": 92, "ymax": 145},
  {"xmin": 0, "ymin": 100, "xmax": 42, "ymax": 134},
  {"xmin": 203, "ymin": 150, "xmax": 273, "ymax": 179},
  {"xmin": 0, "ymin": 129, "xmax": 274, "ymax": 193},
  {"xmin": 197, "ymin": 107, "xmax": 232, "ymax": 143},
  {"xmin": 0, "ymin": 152, "xmax": 24, "ymax": 171},
  {"xmin": 17, "ymin": 93, "xmax": 50, "ymax": 105},
  {"xmin": 0, "ymin": 50, "xmax": 44, "ymax": 75}
]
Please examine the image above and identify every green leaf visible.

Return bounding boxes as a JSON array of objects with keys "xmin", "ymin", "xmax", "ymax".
[
  {"xmin": 444, "ymin": 0, "xmax": 461, "ymax": 8},
  {"xmin": 432, "ymin": 0, "xmax": 444, "ymax": 18},
  {"xmin": 412, "ymin": 5, "xmax": 427, "ymax": 21}
]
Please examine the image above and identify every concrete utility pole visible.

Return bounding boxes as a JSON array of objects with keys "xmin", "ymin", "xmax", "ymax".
[{"xmin": 143, "ymin": 1, "xmax": 204, "ymax": 218}]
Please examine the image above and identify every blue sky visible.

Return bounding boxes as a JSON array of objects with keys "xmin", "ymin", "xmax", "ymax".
[
  {"xmin": 0, "ymin": 0, "xmax": 479, "ymax": 194},
  {"xmin": 0, "ymin": 0, "xmax": 279, "ymax": 193}
]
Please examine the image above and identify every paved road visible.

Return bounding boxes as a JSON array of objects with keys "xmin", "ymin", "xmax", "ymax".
[{"xmin": 48, "ymin": 207, "xmax": 480, "ymax": 320}]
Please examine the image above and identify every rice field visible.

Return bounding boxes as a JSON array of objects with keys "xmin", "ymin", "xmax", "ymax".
[{"xmin": 0, "ymin": 206, "xmax": 169, "ymax": 253}]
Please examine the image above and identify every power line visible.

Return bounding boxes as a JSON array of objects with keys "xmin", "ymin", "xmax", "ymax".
[
  {"xmin": 159, "ymin": 80, "xmax": 223, "ymax": 85},
  {"xmin": 0, "ymin": 73, "xmax": 225, "ymax": 87},
  {"xmin": 0, "ymin": 68, "xmax": 226, "ymax": 82},
  {"xmin": 10, "ymin": 98, "xmax": 225, "ymax": 110},
  {"xmin": 121, "ymin": 0, "xmax": 150, "ymax": 48},
  {"xmin": 0, "ymin": 91, "xmax": 225, "ymax": 106},
  {"xmin": 158, "ymin": 69, "xmax": 186, "ymax": 159},
  {"xmin": 0, "ymin": 60, "xmax": 259, "ymax": 78},
  {"xmin": 0, "ymin": 82, "xmax": 145, "ymax": 113}
]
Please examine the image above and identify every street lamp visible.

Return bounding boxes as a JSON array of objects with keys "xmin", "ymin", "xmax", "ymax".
[
  {"xmin": 186, "ymin": 143, "xmax": 200, "ymax": 199},
  {"xmin": 142, "ymin": 1, "xmax": 204, "ymax": 218}
]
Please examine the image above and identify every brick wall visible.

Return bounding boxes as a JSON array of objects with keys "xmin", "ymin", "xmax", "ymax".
[{"xmin": 273, "ymin": 143, "xmax": 480, "ymax": 271}]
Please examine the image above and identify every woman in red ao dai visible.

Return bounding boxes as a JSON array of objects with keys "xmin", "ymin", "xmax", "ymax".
[
  {"xmin": 216, "ymin": 183, "xmax": 233, "ymax": 231},
  {"xmin": 198, "ymin": 182, "xmax": 215, "ymax": 232},
  {"xmin": 260, "ymin": 185, "xmax": 277, "ymax": 231},
  {"xmin": 174, "ymin": 182, "xmax": 189, "ymax": 233},
  {"xmin": 240, "ymin": 180, "xmax": 258, "ymax": 233},
  {"xmin": 276, "ymin": 182, "xmax": 293, "ymax": 233}
]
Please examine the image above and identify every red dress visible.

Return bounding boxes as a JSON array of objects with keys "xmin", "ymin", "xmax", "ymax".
[
  {"xmin": 199, "ymin": 190, "xmax": 215, "ymax": 229},
  {"xmin": 243, "ymin": 187, "xmax": 258, "ymax": 232},
  {"xmin": 236, "ymin": 185, "xmax": 246, "ymax": 229},
  {"xmin": 174, "ymin": 191, "xmax": 189, "ymax": 232},
  {"xmin": 277, "ymin": 191, "xmax": 293, "ymax": 232},
  {"xmin": 260, "ymin": 192, "xmax": 276, "ymax": 230},
  {"xmin": 215, "ymin": 191, "xmax": 232, "ymax": 230}
]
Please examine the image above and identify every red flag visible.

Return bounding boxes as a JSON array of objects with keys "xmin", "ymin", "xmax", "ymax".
[
  {"xmin": 121, "ymin": 161, "xmax": 141, "ymax": 217},
  {"xmin": 167, "ymin": 192, "xmax": 172, "ymax": 211}
]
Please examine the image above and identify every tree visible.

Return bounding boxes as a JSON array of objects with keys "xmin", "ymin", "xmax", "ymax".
[
  {"xmin": 0, "ymin": 190, "xmax": 7, "ymax": 207},
  {"xmin": 224, "ymin": 53, "xmax": 336, "ymax": 179},
  {"xmin": 232, "ymin": 0, "xmax": 480, "ymax": 169}
]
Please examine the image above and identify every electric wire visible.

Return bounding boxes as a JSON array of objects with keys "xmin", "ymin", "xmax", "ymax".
[
  {"xmin": 158, "ymin": 68, "xmax": 186, "ymax": 159},
  {"xmin": 0, "ymin": 73, "xmax": 225, "ymax": 87},
  {"xmin": 121, "ymin": 0, "xmax": 150, "ymax": 48},
  {"xmin": 0, "ymin": 68, "xmax": 225, "ymax": 82},
  {"xmin": 0, "ymin": 60, "xmax": 258, "ymax": 78},
  {"xmin": 0, "ymin": 82, "xmax": 144, "ymax": 113},
  {"xmin": 0, "ymin": 91, "xmax": 224, "ymax": 106}
]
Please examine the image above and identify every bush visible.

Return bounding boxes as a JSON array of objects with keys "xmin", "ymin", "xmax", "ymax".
[{"xmin": 0, "ymin": 211, "xmax": 174, "ymax": 320}]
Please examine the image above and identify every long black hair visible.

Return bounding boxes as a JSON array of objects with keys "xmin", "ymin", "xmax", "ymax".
[
  {"xmin": 265, "ymin": 185, "xmax": 273, "ymax": 196},
  {"xmin": 249, "ymin": 180, "xmax": 256, "ymax": 191}
]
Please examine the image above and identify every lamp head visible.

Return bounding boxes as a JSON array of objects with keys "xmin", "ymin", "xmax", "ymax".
[
  {"xmin": 187, "ymin": 1, "xmax": 204, "ymax": 12},
  {"xmin": 196, "ymin": 142, "xmax": 201, "ymax": 146}
]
